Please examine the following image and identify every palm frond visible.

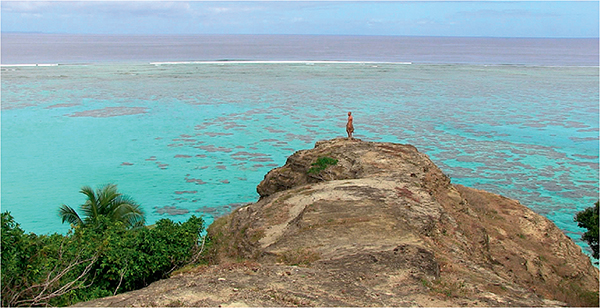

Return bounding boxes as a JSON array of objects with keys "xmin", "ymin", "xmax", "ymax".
[
  {"xmin": 68, "ymin": 183, "xmax": 145, "ymax": 229},
  {"xmin": 79, "ymin": 185, "xmax": 99, "ymax": 224},
  {"xmin": 121, "ymin": 211, "xmax": 146, "ymax": 229},
  {"xmin": 80, "ymin": 200, "xmax": 95, "ymax": 220},
  {"xmin": 113, "ymin": 201, "xmax": 145, "ymax": 229},
  {"xmin": 58, "ymin": 204, "xmax": 83, "ymax": 226},
  {"xmin": 98, "ymin": 184, "xmax": 120, "ymax": 215},
  {"xmin": 79, "ymin": 186, "xmax": 96, "ymax": 205},
  {"xmin": 106, "ymin": 188, "xmax": 129, "ymax": 222}
]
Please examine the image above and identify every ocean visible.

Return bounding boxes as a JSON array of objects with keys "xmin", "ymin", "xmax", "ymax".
[{"xmin": 1, "ymin": 34, "xmax": 598, "ymax": 259}]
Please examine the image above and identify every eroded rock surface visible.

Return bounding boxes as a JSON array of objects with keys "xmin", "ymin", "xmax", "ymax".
[{"xmin": 75, "ymin": 138, "xmax": 599, "ymax": 307}]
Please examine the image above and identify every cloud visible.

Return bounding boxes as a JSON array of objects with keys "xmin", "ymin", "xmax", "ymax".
[
  {"xmin": 207, "ymin": 7, "xmax": 232, "ymax": 14},
  {"xmin": 453, "ymin": 9, "xmax": 561, "ymax": 20},
  {"xmin": 1, "ymin": 1, "xmax": 53, "ymax": 12},
  {"xmin": 416, "ymin": 18, "xmax": 437, "ymax": 25},
  {"xmin": 78, "ymin": 2, "xmax": 193, "ymax": 18},
  {"xmin": 203, "ymin": 3, "xmax": 269, "ymax": 15},
  {"xmin": 2, "ymin": 1, "xmax": 193, "ymax": 18}
]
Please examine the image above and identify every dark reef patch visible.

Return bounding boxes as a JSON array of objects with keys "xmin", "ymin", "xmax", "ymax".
[{"xmin": 155, "ymin": 205, "xmax": 189, "ymax": 216}]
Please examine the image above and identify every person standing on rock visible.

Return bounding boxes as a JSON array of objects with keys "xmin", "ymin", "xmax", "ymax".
[{"xmin": 346, "ymin": 111, "xmax": 354, "ymax": 139}]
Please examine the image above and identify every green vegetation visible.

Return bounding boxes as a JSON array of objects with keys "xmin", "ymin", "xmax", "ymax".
[
  {"xmin": 307, "ymin": 156, "xmax": 338, "ymax": 175},
  {"xmin": 574, "ymin": 201, "xmax": 599, "ymax": 260},
  {"xmin": 59, "ymin": 184, "xmax": 144, "ymax": 229},
  {"xmin": 1, "ymin": 184, "xmax": 208, "ymax": 307}
]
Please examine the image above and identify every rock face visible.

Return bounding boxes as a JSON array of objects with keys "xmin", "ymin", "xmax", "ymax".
[{"xmin": 76, "ymin": 138, "xmax": 599, "ymax": 307}]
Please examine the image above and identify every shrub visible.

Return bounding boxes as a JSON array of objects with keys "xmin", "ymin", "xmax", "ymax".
[
  {"xmin": 1, "ymin": 212, "xmax": 96, "ymax": 307},
  {"xmin": 574, "ymin": 201, "xmax": 599, "ymax": 260},
  {"xmin": 307, "ymin": 156, "xmax": 338, "ymax": 175},
  {"xmin": 1, "ymin": 212, "xmax": 207, "ymax": 307}
]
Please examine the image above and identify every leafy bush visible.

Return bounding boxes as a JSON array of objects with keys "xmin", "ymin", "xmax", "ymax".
[
  {"xmin": 1, "ymin": 212, "xmax": 207, "ymax": 306},
  {"xmin": 1, "ymin": 212, "xmax": 92, "ymax": 307},
  {"xmin": 91, "ymin": 216, "xmax": 206, "ymax": 293},
  {"xmin": 574, "ymin": 201, "xmax": 599, "ymax": 260},
  {"xmin": 307, "ymin": 156, "xmax": 338, "ymax": 174}
]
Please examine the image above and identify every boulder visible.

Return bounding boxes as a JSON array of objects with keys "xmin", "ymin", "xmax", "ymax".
[{"xmin": 76, "ymin": 138, "xmax": 599, "ymax": 307}]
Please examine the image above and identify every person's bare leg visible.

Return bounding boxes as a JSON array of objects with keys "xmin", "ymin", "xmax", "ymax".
[{"xmin": 346, "ymin": 112, "xmax": 354, "ymax": 139}]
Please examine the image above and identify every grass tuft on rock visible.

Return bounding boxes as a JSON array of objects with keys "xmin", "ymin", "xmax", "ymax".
[{"xmin": 307, "ymin": 156, "xmax": 338, "ymax": 174}]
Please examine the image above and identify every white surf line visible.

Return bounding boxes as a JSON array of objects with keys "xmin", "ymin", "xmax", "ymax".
[
  {"xmin": 1, "ymin": 63, "xmax": 59, "ymax": 67},
  {"xmin": 150, "ymin": 60, "xmax": 412, "ymax": 65}
]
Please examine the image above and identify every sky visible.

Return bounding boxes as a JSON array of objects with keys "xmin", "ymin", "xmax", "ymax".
[{"xmin": 1, "ymin": 1, "xmax": 599, "ymax": 38}]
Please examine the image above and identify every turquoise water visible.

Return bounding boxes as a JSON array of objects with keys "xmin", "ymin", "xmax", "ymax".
[{"xmin": 2, "ymin": 62, "xmax": 598, "ymax": 259}]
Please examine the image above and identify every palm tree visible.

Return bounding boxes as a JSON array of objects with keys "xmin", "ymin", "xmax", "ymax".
[{"xmin": 59, "ymin": 184, "xmax": 145, "ymax": 229}]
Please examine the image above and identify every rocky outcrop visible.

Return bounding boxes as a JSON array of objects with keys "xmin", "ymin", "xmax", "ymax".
[{"xmin": 76, "ymin": 138, "xmax": 599, "ymax": 307}]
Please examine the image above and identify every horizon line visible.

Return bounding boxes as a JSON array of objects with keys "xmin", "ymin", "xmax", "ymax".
[{"xmin": 2, "ymin": 31, "xmax": 599, "ymax": 40}]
